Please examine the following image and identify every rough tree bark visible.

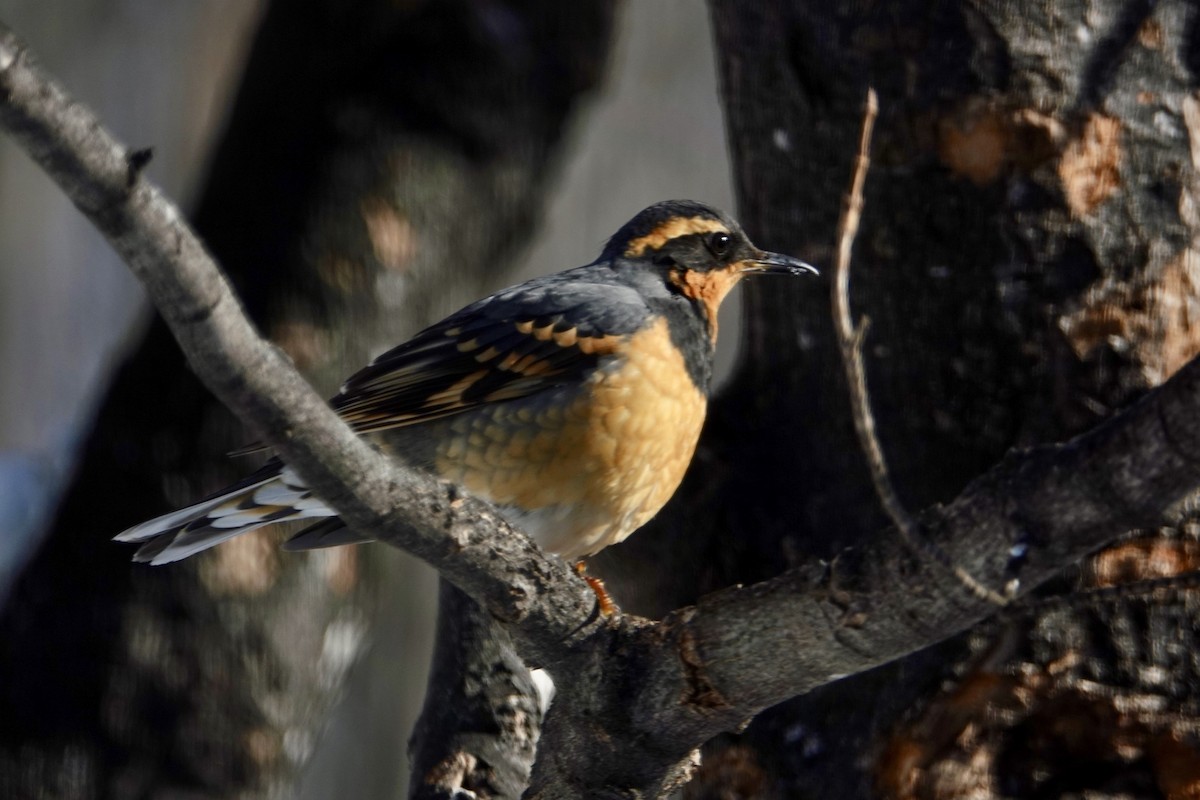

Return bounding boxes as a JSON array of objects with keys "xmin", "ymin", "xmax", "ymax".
[
  {"xmin": 408, "ymin": 583, "xmax": 542, "ymax": 800},
  {"xmin": 0, "ymin": 2, "xmax": 615, "ymax": 798},
  {"xmin": 652, "ymin": 0, "xmax": 1200, "ymax": 796}
]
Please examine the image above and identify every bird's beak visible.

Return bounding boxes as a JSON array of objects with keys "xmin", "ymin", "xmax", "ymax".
[{"xmin": 742, "ymin": 250, "xmax": 820, "ymax": 277}]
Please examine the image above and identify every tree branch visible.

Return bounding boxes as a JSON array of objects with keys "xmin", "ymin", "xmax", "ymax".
[
  {"xmin": 5, "ymin": 22, "xmax": 1200, "ymax": 797},
  {"xmin": 522, "ymin": 353, "xmax": 1200, "ymax": 795}
]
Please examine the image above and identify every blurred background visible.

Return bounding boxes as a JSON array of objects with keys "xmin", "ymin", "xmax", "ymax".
[{"xmin": 0, "ymin": 0, "xmax": 262, "ymax": 594}]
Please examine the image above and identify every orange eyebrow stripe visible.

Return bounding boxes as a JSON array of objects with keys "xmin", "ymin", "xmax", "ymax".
[{"xmin": 624, "ymin": 216, "xmax": 729, "ymax": 257}]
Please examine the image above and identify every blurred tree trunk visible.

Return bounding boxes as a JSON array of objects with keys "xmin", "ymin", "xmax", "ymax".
[
  {"xmin": 597, "ymin": 0, "xmax": 1200, "ymax": 796},
  {"xmin": 0, "ymin": 1, "xmax": 614, "ymax": 798}
]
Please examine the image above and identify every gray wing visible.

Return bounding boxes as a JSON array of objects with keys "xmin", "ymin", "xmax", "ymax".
[{"xmin": 330, "ymin": 271, "xmax": 649, "ymax": 435}]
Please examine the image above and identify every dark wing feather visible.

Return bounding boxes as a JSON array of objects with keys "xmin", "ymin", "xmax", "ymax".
[{"xmin": 330, "ymin": 272, "xmax": 646, "ymax": 435}]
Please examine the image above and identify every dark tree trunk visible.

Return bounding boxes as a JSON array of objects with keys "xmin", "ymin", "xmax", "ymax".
[
  {"xmin": 408, "ymin": 582, "xmax": 542, "ymax": 800},
  {"xmin": 616, "ymin": 0, "xmax": 1200, "ymax": 796},
  {"xmin": 0, "ymin": 2, "xmax": 615, "ymax": 797}
]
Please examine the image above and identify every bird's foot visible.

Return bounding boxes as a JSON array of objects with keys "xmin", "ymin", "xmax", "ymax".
[{"xmin": 574, "ymin": 560, "xmax": 617, "ymax": 616}]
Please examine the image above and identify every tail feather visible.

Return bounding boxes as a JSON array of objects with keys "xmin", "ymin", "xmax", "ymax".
[
  {"xmin": 115, "ymin": 464, "xmax": 338, "ymax": 565},
  {"xmin": 113, "ymin": 476, "xmax": 277, "ymax": 543},
  {"xmin": 133, "ymin": 523, "xmax": 269, "ymax": 565},
  {"xmin": 283, "ymin": 518, "xmax": 375, "ymax": 551}
]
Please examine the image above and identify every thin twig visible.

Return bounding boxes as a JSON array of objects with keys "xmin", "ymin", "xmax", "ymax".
[{"xmin": 831, "ymin": 88, "xmax": 1009, "ymax": 606}]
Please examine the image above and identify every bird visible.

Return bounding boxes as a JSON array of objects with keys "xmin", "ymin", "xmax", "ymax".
[{"xmin": 116, "ymin": 200, "xmax": 817, "ymax": 568}]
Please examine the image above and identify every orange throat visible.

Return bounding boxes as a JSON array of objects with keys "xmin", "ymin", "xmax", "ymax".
[{"xmin": 669, "ymin": 265, "xmax": 744, "ymax": 342}]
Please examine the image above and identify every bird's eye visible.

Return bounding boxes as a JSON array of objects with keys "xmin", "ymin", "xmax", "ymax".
[{"xmin": 708, "ymin": 231, "xmax": 732, "ymax": 257}]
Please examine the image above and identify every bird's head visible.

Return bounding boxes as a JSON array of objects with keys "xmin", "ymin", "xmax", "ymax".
[{"xmin": 602, "ymin": 200, "xmax": 817, "ymax": 339}]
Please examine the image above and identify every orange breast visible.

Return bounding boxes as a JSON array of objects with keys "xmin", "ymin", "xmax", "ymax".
[{"xmin": 433, "ymin": 317, "xmax": 707, "ymax": 559}]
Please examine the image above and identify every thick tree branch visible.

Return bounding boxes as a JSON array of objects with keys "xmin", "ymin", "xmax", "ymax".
[
  {"xmin": 524, "ymin": 353, "xmax": 1200, "ymax": 795},
  {"xmin": 652, "ymin": 352, "xmax": 1200, "ymax": 730},
  {"xmin": 5, "ymin": 22, "xmax": 1200, "ymax": 797}
]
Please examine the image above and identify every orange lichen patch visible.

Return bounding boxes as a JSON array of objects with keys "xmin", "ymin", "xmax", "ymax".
[
  {"xmin": 360, "ymin": 197, "xmax": 416, "ymax": 272},
  {"xmin": 875, "ymin": 736, "xmax": 925, "ymax": 800},
  {"xmin": 1138, "ymin": 18, "xmax": 1164, "ymax": 50},
  {"xmin": 875, "ymin": 669, "xmax": 1013, "ymax": 800},
  {"xmin": 1085, "ymin": 535, "xmax": 1200, "ymax": 588},
  {"xmin": 873, "ymin": 519, "xmax": 1200, "ymax": 800},
  {"xmin": 1060, "ymin": 248, "xmax": 1200, "ymax": 385},
  {"xmin": 198, "ymin": 528, "xmax": 279, "ymax": 595},
  {"xmin": 1059, "ymin": 113, "xmax": 1123, "ymax": 217},
  {"xmin": 1060, "ymin": 298, "xmax": 1127, "ymax": 355},
  {"xmin": 423, "ymin": 751, "xmax": 482, "ymax": 794},
  {"xmin": 685, "ymin": 744, "xmax": 769, "ymax": 800},
  {"xmin": 270, "ymin": 320, "xmax": 327, "ymax": 371},
  {"xmin": 876, "ymin": 660, "xmax": 1200, "ymax": 800},
  {"xmin": 668, "ymin": 265, "xmax": 744, "ymax": 340},
  {"xmin": 1151, "ymin": 732, "xmax": 1200, "ymax": 800},
  {"xmin": 624, "ymin": 216, "xmax": 729, "ymax": 257},
  {"xmin": 937, "ymin": 104, "xmax": 1011, "ymax": 185},
  {"xmin": 316, "ymin": 255, "xmax": 368, "ymax": 293},
  {"xmin": 244, "ymin": 728, "xmax": 282, "ymax": 766},
  {"xmin": 935, "ymin": 102, "xmax": 1068, "ymax": 182}
]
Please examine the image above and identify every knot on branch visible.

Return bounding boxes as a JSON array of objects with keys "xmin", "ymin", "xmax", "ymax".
[
  {"xmin": 678, "ymin": 624, "xmax": 730, "ymax": 711},
  {"xmin": 125, "ymin": 146, "xmax": 153, "ymax": 187}
]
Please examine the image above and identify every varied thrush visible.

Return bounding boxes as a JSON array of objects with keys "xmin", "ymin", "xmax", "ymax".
[{"xmin": 116, "ymin": 200, "xmax": 816, "ymax": 565}]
